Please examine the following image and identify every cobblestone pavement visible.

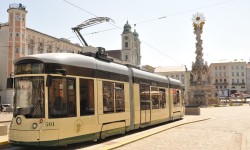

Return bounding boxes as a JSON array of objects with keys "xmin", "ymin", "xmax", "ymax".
[{"xmin": 116, "ymin": 105, "xmax": 250, "ymax": 150}]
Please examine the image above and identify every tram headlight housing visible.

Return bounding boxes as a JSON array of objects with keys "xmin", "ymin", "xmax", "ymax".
[
  {"xmin": 32, "ymin": 123, "xmax": 38, "ymax": 129},
  {"xmin": 16, "ymin": 117, "xmax": 22, "ymax": 125}
]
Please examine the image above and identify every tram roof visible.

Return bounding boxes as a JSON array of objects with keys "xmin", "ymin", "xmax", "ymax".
[
  {"xmin": 14, "ymin": 53, "xmax": 183, "ymax": 87},
  {"xmin": 132, "ymin": 68, "xmax": 183, "ymax": 86},
  {"xmin": 14, "ymin": 53, "xmax": 129, "ymax": 76}
]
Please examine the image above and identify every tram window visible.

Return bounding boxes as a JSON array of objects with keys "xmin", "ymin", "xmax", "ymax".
[
  {"xmin": 103, "ymin": 81, "xmax": 114, "ymax": 113},
  {"xmin": 103, "ymin": 81, "xmax": 125, "ymax": 113},
  {"xmin": 49, "ymin": 77, "xmax": 76, "ymax": 118},
  {"xmin": 15, "ymin": 63, "xmax": 44, "ymax": 74},
  {"xmin": 67, "ymin": 79, "xmax": 76, "ymax": 116},
  {"xmin": 159, "ymin": 89, "xmax": 166, "ymax": 108},
  {"xmin": 151, "ymin": 87, "xmax": 159, "ymax": 109},
  {"xmin": 115, "ymin": 83, "xmax": 125, "ymax": 112},
  {"xmin": 80, "ymin": 79, "xmax": 94, "ymax": 116},
  {"xmin": 173, "ymin": 89, "xmax": 181, "ymax": 106},
  {"xmin": 13, "ymin": 76, "xmax": 45, "ymax": 118},
  {"xmin": 140, "ymin": 84, "xmax": 150, "ymax": 110}
]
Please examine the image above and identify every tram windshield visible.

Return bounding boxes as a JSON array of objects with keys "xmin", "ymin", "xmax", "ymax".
[{"xmin": 13, "ymin": 76, "xmax": 45, "ymax": 118}]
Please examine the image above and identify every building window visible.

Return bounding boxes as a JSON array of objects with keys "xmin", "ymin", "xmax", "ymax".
[
  {"xmin": 237, "ymin": 79, "xmax": 239, "ymax": 83},
  {"xmin": 236, "ymin": 72, "xmax": 239, "ymax": 76},
  {"xmin": 242, "ymin": 79, "xmax": 245, "ymax": 83},
  {"xmin": 16, "ymin": 33, "xmax": 19, "ymax": 37},
  {"xmin": 232, "ymin": 66, "xmax": 234, "ymax": 70},
  {"xmin": 125, "ymin": 55, "xmax": 128, "ymax": 60},
  {"xmin": 232, "ymin": 79, "xmax": 234, "ymax": 83},
  {"xmin": 219, "ymin": 66, "xmax": 221, "ymax": 70},
  {"xmin": 215, "ymin": 79, "xmax": 218, "ymax": 83},
  {"xmin": 232, "ymin": 72, "xmax": 234, "ymax": 76},
  {"xmin": 223, "ymin": 66, "xmax": 226, "ymax": 70},
  {"xmin": 224, "ymin": 72, "xmax": 226, "ymax": 77},
  {"xmin": 241, "ymin": 72, "xmax": 244, "ymax": 76},
  {"xmin": 28, "ymin": 48, "xmax": 33, "ymax": 55},
  {"xmin": 215, "ymin": 66, "xmax": 217, "ymax": 70},
  {"xmin": 125, "ymin": 42, "xmax": 128, "ymax": 48},
  {"xmin": 236, "ymin": 66, "xmax": 239, "ymax": 69},
  {"xmin": 15, "ymin": 47, "xmax": 20, "ymax": 53},
  {"xmin": 176, "ymin": 75, "xmax": 179, "ymax": 80}
]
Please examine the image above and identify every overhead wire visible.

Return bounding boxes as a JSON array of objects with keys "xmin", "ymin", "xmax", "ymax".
[
  {"xmin": 1, "ymin": 0, "xmax": 236, "ymax": 65},
  {"xmin": 135, "ymin": 0, "xmax": 236, "ymax": 25},
  {"xmin": 62, "ymin": 0, "xmax": 183, "ymax": 65},
  {"xmin": 62, "ymin": 0, "xmax": 236, "ymax": 66}
]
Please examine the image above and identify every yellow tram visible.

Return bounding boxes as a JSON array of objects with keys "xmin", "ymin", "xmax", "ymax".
[{"xmin": 8, "ymin": 52, "xmax": 184, "ymax": 146}]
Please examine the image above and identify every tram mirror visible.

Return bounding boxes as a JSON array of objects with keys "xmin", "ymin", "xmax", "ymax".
[
  {"xmin": 46, "ymin": 75, "xmax": 52, "ymax": 87},
  {"xmin": 6, "ymin": 77, "xmax": 14, "ymax": 88}
]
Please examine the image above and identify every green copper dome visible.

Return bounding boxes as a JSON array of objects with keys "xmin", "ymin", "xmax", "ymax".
[
  {"xmin": 123, "ymin": 21, "xmax": 132, "ymax": 34},
  {"xmin": 133, "ymin": 30, "xmax": 139, "ymax": 40}
]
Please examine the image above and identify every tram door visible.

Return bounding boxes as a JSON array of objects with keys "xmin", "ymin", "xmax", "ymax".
[{"xmin": 140, "ymin": 84, "xmax": 151, "ymax": 124}]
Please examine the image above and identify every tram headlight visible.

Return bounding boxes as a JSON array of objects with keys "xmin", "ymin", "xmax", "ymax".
[
  {"xmin": 16, "ymin": 117, "xmax": 22, "ymax": 125},
  {"xmin": 32, "ymin": 123, "xmax": 38, "ymax": 129}
]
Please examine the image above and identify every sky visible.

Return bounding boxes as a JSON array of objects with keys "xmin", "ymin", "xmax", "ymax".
[{"xmin": 1, "ymin": 0, "xmax": 250, "ymax": 70}]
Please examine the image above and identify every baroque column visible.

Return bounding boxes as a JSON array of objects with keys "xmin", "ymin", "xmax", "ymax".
[{"xmin": 188, "ymin": 12, "xmax": 215, "ymax": 106}]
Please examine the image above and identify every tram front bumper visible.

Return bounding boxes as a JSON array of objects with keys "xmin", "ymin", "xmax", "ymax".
[
  {"xmin": 9, "ymin": 129, "xmax": 40, "ymax": 146},
  {"xmin": 9, "ymin": 129, "xmax": 60, "ymax": 146}
]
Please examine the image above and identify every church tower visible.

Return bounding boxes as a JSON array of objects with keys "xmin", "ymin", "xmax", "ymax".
[
  {"xmin": 7, "ymin": 3, "xmax": 27, "ymax": 75},
  {"xmin": 121, "ymin": 21, "xmax": 141, "ymax": 66}
]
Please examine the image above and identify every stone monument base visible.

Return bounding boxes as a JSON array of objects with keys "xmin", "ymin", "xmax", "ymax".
[{"xmin": 185, "ymin": 106, "xmax": 200, "ymax": 115}]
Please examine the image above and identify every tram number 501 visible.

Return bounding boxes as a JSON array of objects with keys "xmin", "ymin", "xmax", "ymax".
[{"xmin": 46, "ymin": 122, "xmax": 55, "ymax": 127}]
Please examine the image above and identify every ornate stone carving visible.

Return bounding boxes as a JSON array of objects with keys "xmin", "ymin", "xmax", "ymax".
[{"xmin": 188, "ymin": 13, "xmax": 216, "ymax": 106}]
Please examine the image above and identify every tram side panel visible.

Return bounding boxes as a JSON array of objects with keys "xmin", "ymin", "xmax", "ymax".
[
  {"xmin": 43, "ymin": 76, "xmax": 100, "ymax": 146},
  {"xmin": 132, "ymin": 83, "xmax": 141, "ymax": 130},
  {"xmin": 169, "ymin": 88, "xmax": 184, "ymax": 120},
  {"xmin": 150, "ymin": 87, "xmax": 170, "ymax": 125},
  {"xmin": 97, "ymin": 79, "xmax": 130, "ymax": 139}
]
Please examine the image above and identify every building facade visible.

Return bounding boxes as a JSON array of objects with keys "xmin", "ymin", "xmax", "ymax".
[
  {"xmin": 209, "ymin": 59, "xmax": 247, "ymax": 97},
  {"xmin": 0, "ymin": 4, "xmax": 138, "ymax": 104},
  {"xmin": 107, "ymin": 21, "xmax": 141, "ymax": 67},
  {"xmin": 246, "ymin": 62, "xmax": 250, "ymax": 94}
]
